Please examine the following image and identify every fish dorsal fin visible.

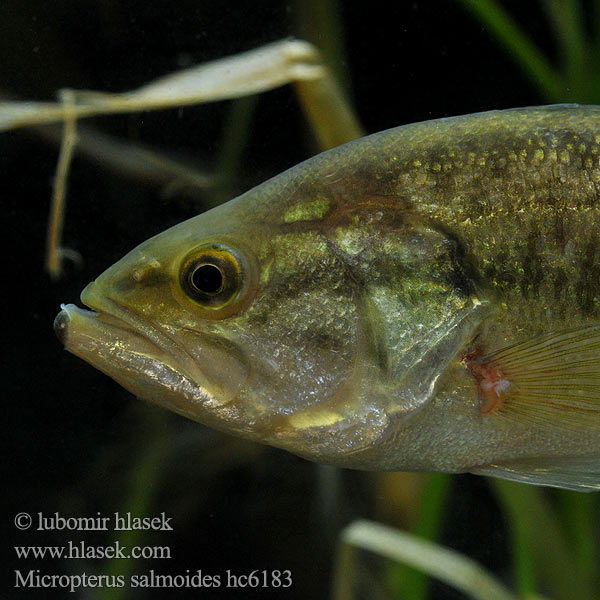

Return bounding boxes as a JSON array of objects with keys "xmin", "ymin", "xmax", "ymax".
[
  {"xmin": 465, "ymin": 324, "xmax": 600, "ymax": 433},
  {"xmin": 471, "ymin": 456, "xmax": 600, "ymax": 491}
]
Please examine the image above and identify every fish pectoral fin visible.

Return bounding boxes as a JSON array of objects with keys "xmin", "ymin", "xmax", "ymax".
[
  {"xmin": 470, "ymin": 456, "xmax": 600, "ymax": 492},
  {"xmin": 466, "ymin": 323, "xmax": 600, "ymax": 433}
]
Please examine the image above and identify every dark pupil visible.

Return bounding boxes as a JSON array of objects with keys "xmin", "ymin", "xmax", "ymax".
[{"xmin": 191, "ymin": 264, "xmax": 223, "ymax": 294}]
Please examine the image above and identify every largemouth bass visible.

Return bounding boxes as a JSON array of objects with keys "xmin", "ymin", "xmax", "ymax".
[{"xmin": 55, "ymin": 105, "xmax": 600, "ymax": 491}]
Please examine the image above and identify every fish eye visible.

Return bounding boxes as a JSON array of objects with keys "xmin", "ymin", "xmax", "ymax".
[{"xmin": 180, "ymin": 245, "xmax": 243, "ymax": 310}]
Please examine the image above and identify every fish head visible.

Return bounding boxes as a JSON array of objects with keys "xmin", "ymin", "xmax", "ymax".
[
  {"xmin": 55, "ymin": 152, "xmax": 487, "ymax": 467},
  {"xmin": 55, "ymin": 177, "xmax": 400, "ymax": 464}
]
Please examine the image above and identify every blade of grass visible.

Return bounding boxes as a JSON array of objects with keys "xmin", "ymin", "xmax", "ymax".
[
  {"xmin": 556, "ymin": 490, "xmax": 599, "ymax": 596},
  {"xmin": 408, "ymin": 474, "xmax": 452, "ymax": 598},
  {"xmin": 491, "ymin": 480, "xmax": 593, "ymax": 600},
  {"xmin": 491, "ymin": 480, "xmax": 537, "ymax": 598},
  {"xmin": 595, "ymin": 0, "xmax": 600, "ymax": 57},
  {"xmin": 455, "ymin": 0, "xmax": 564, "ymax": 101},
  {"xmin": 591, "ymin": 0, "xmax": 600, "ymax": 102},
  {"xmin": 99, "ymin": 412, "xmax": 168, "ymax": 600},
  {"xmin": 210, "ymin": 94, "xmax": 259, "ymax": 206},
  {"xmin": 386, "ymin": 474, "xmax": 451, "ymax": 599},
  {"xmin": 332, "ymin": 519, "xmax": 517, "ymax": 600},
  {"xmin": 543, "ymin": 0, "xmax": 590, "ymax": 102}
]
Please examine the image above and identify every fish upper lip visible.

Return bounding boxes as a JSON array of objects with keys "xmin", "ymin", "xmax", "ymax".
[
  {"xmin": 80, "ymin": 282, "xmax": 203, "ymax": 385},
  {"xmin": 81, "ymin": 283, "xmax": 162, "ymax": 347}
]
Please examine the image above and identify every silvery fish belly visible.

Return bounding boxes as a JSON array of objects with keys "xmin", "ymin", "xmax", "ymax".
[{"xmin": 55, "ymin": 105, "xmax": 600, "ymax": 491}]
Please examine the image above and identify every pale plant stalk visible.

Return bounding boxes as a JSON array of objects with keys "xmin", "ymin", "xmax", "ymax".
[
  {"xmin": 2, "ymin": 39, "xmax": 359, "ymax": 278},
  {"xmin": 45, "ymin": 90, "xmax": 77, "ymax": 279},
  {"xmin": 332, "ymin": 520, "xmax": 523, "ymax": 600}
]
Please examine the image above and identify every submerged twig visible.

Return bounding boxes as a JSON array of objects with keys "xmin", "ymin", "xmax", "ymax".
[
  {"xmin": 0, "ymin": 92, "xmax": 215, "ymax": 195},
  {"xmin": 0, "ymin": 40, "xmax": 328, "ymax": 133},
  {"xmin": 45, "ymin": 90, "xmax": 77, "ymax": 279},
  {"xmin": 2, "ymin": 38, "xmax": 362, "ymax": 275}
]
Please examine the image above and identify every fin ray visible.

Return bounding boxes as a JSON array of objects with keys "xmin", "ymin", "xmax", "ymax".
[
  {"xmin": 471, "ymin": 456, "xmax": 600, "ymax": 492},
  {"xmin": 466, "ymin": 323, "xmax": 600, "ymax": 432}
]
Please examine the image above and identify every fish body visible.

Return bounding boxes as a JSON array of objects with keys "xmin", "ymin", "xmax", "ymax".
[{"xmin": 56, "ymin": 105, "xmax": 600, "ymax": 490}]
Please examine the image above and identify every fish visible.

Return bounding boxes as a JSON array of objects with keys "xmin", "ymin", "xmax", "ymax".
[{"xmin": 55, "ymin": 104, "xmax": 600, "ymax": 491}]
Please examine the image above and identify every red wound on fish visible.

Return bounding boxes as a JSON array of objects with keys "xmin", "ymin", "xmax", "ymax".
[
  {"xmin": 463, "ymin": 325, "xmax": 600, "ymax": 432},
  {"xmin": 464, "ymin": 349, "xmax": 512, "ymax": 414}
]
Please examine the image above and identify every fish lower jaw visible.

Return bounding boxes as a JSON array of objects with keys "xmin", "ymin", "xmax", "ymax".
[
  {"xmin": 54, "ymin": 303, "xmax": 204, "ymax": 397},
  {"xmin": 54, "ymin": 303, "xmax": 91, "ymax": 345},
  {"xmin": 54, "ymin": 302, "xmax": 249, "ymax": 422}
]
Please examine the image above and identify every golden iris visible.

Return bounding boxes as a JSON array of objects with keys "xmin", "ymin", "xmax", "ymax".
[{"xmin": 180, "ymin": 245, "xmax": 243, "ymax": 309}]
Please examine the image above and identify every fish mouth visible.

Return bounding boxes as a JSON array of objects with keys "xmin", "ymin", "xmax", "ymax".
[
  {"xmin": 54, "ymin": 282, "xmax": 242, "ymax": 422},
  {"xmin": 84, "ymin": 282, "xmax": 207, "ymax": 384}
]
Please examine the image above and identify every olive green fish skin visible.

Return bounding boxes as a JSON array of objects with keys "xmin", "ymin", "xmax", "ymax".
[{"xmin": 58, "ymin": 105, "xmax": 600, "ymax": 478}]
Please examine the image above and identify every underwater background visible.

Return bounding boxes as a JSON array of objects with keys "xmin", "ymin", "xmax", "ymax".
[{"xmin": 4, "ymin": 1, "xmax": 600, "ymax": 598}]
